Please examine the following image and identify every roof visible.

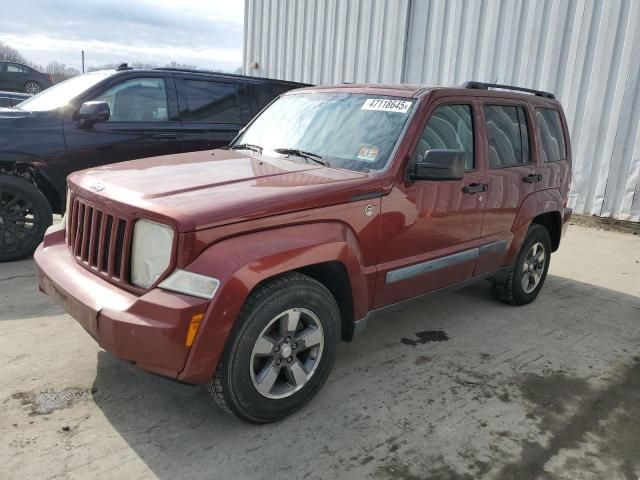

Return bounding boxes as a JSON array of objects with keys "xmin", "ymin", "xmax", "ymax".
[{"xmin": 288, "ymin": 82, "xmax": 560, "ymax": 103}]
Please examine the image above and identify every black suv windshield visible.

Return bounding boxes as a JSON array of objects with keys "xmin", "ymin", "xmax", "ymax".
[
  {"xmin": 234, "ymin": 92, "xmax": 415, "ymax": 172},
  {"xmin": 17, "ymin": 71, "xmax": 115, "ymax": 111}
]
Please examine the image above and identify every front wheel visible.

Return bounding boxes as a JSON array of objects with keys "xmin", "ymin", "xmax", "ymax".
[
  {"xmin": 207, "ymin": 272, "xmax": 341, "ymax": 423},
  {"xmin": 495, "ymin": 224, "xmax": 552, "ymax": 306},
  {"xmin": 0, "ymin": 175, "xmax": 52, "ymax": 262}
]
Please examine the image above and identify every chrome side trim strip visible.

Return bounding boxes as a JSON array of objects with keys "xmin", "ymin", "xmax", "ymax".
[
  {"xmin": 478, "ymin": 239, "xmax": 509, "ymax": 256},
  {"xmin": 386, "ymin": 248, "xmax": 479, "ymax": 284},
  {"xmin": 385, "ymin": 239, "xmax": 509, "ymax": 284}
]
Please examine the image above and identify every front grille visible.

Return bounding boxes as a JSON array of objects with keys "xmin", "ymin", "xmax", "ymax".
[{"xmin": 66, "ymin": 193, "xmax": 133, "ymax": 283}]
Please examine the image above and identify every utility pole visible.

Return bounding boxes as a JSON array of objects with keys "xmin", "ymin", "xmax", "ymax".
[{"xmin": 81, "ymin": 50, "xmax": 85, "ymax": 74}]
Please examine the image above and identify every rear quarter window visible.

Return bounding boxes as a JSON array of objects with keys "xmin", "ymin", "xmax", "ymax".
[
  {"xmin": 252, "ymin": 83, "xmax": 295, "ymax": 112},
  {"xmin": 535, "ymin": 108, "xmax": 566, "ymax": 162}
]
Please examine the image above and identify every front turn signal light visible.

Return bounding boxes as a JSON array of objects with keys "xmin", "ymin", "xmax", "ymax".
[{"xmin": 185, "ymin": 313, "xmax": 204, "ymax": 347}]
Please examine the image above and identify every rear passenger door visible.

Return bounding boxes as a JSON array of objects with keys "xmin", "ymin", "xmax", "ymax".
[
  {"xmin": 476, "ymin": 101, "xmax": 541, "ymax": 274},
  {"xmin": 176, "ymin": 76, "xmax": 251, "ymax": 151}
]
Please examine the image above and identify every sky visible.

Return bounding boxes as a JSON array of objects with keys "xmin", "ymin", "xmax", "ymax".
[{"xmin": 0, "ymin": 0, "xmax": 244, "ymax": 72}]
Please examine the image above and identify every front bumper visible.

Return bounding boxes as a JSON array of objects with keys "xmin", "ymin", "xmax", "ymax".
[{"xmin": 34, "ymin": 227, "xmax": 209, "ymax": 381}]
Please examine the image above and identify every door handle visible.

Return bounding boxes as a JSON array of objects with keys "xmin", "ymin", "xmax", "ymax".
[
  {"xmin": 150, "ymin": 133, "xmax": 180, "ymax": 140},
  {"xmin": 523, "ymin": 173, "xmax": 543, "ymax": 183},
  {"xmin": 462, "ymin": 183, "xmax": 488, "ymax": 194}
]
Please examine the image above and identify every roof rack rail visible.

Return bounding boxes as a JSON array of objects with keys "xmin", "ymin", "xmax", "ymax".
[
  {"xmin": 460, "ymin": 81, "xmax": 555, "ymax": 99},
  {"xmin": 151, "ymin": 67, "xmax": 304, "ymax": 84}
]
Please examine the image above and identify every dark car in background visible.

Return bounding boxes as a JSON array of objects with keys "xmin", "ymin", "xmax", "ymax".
[
  {"xmin": 0, "ymin": 90, "xmax": 30, "ymax": 107},
  {"xmin": 0, "ymin": 62, "xmax": 54, "ymax": 94},
  {"xmin": 0, "ymin": 64, "xmax": 307, "ymax": 261}
]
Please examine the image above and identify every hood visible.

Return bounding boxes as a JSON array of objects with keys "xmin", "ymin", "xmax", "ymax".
[
  {"xmin": 69, "ymin": 149, "xmax": 381, "ymax": 232},
  {"xmin": 0, "ymin": 107, "xmax": 30, "ymax": 118}
]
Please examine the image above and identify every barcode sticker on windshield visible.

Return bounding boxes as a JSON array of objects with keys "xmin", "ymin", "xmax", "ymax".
[{"xmin": 362, "ymin": 98, "xmax": 412, "ymax": 113}]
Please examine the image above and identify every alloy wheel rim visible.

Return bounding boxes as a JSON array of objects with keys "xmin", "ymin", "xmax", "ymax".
[
  {"xmin": 521, "ymin": 242, "xmax": 546, "ymax": 293},
  {"xmin": 250, "ymin": 307, "xmax": 324, "ymax": 399},
  {"xmin": 25, "ymin": 82, "xmax": 40, "ymax": 94},
  {"xmin": 0, "ymin": 188, "xmax": 40, "ymax": 254}
]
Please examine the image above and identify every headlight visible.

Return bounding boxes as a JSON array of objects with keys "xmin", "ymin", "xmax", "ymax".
[
  {"xmin": 131, "ymin": 219, "xmax": 174, "ymax": 288},
  {"xmin": 158, "ymin": 269, "xmax": 220, "ymax": 299}
]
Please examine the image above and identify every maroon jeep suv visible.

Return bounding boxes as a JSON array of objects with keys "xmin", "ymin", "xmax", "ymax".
[{"xmin": 35, "ymin": 81, "xmax": 572, "ymax": 423}]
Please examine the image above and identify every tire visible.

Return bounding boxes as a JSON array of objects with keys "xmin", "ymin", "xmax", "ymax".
[
  {"xmin": 24, "ymin": 81, "xmax": 41, "ymax": 95},
  {"xmin": 207, "ymin": 272, "xmax": 341, "ymax": 423},
  {"xmin": 0, "ymin": 175, "xmax": 52, "ymax": 262},
  {"xmin": 495, "ymin": 224, "xmax": 552, "ymax": 306}
]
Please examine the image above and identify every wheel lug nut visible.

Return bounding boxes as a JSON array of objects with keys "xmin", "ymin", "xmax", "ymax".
[
  {"xmin": 292, "ymin": 343, "xmax": 298, "ymax": 350},
  {"xmin": 285, "ymin": 337, "xmax": 290, "ymax": 343},
  {"xmin": 274, "ymin": 346, "xmax": 280, "ymax": 353},
  {"xmin": 287, "ymin": 357, "xmax": 293, "ymax": 363},
  {"xmin": 276, "ymin": 359, "xmax": 281, "ymax": 366}
]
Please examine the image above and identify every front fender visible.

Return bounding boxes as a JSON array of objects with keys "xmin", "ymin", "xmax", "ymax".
[
  {"xmin": 178, "ymin": 222, "xmax": 369, "ymax": 383},
  {"xmin": 1, "ymin": 154, "xmax": 65, "ymax": 212},
  {"xmin": 505, "ymin": 189, "xmax": 563, "ymax": 264}
]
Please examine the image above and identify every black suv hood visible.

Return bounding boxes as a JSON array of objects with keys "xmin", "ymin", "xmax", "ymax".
[{"xmin": 0, "ymin": 107, "xmax": 30, "ymax": 118}]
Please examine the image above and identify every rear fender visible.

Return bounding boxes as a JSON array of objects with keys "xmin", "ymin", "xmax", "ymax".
[
  {"xmin": 505, "ymin": 189, "xmax": 562, "ymax": 265},
  {"xmin": 178, "ymin": 222, "xmax": 368, "ymax": 383}
]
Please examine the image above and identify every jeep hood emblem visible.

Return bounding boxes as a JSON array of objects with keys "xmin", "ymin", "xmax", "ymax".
[{"xmin": 89, "ymin": 181, "xmax": 105, "ymax": 192}]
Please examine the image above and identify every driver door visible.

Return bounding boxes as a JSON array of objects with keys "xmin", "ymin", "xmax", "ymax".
[
  {"xmin": 374, "ymin": 99, "xmax": 487, "ymax": 308},
  {"xmin": 63, "ymin": 75, "xmax": 183, "ymax": 172}
]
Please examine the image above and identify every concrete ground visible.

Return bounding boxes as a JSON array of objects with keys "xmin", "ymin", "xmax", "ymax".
[{"xmin": 0, "ymin": 224, "xmax": 638, "ymax": 480}]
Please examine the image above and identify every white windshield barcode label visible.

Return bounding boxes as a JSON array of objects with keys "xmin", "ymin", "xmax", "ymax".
[{"xmin": 362, "ymin": 98, "xmax": 412, "ymax": 113}]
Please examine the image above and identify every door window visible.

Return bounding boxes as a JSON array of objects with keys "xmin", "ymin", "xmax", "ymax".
[
  {"xmin": 535, "ymin": 108, "xmax": 566, "ymax": 162},
  {"xmin": 7, "ymin": 63, "xmax": 29, "ymax": 73},
  {"xmin": 179, "ymin": 80, "xmax": 243, "ymax": 123},
  {"xmin": 93, "ymin": 78, "xmax": 168, "ymax": 122},
  {"xmin": 485, "ymin": 105, "xmax": 530, "ymax": 168},
  {"xmin": 412, "ymin": 104, "xmax": 474, "ymax": 171}
]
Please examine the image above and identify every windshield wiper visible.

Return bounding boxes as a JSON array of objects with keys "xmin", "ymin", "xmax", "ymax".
[
  {"xmin": 273, "ymin": 148, "xmax": 330, "ymax": 167},
  {"xmin": 228, "ymin": 143, "xmax": 263, "ymax": 153}
]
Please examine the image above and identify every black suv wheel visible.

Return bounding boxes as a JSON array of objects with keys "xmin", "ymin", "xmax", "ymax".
[
  {"xmin": 495, "ymin": 224, "xmax": 552, "ymax": 306},
  {"xmin": 0, "ymin": 175, "xmax": 52, "ymax": 262},
  {"xmin": 207, "ymin": 272, "xmax": 341, "ymax": 423}
]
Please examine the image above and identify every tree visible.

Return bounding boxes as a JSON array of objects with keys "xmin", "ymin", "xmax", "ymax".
[
  {"xmin": 0, "ymin": 41, "xmax": 27, "ymax": 64},
  {"xmin": 45, "ymin": 61, "xmax": 80, "ymax": 83}
]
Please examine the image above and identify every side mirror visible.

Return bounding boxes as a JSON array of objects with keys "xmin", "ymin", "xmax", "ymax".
[
  {"xmin": 408, "ymin": 149, "xmax": 466, "ymax": 181},
  {"xmin": 78, "ymin": 101, "xmax": 110, "ymax": 128}
]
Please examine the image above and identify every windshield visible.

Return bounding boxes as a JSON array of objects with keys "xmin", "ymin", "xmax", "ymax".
[
  {"xmin": 234, "ymin": 92, "xmax": 415, "ymax": 172},
  {"xmin": 17, "ymin": 71, "xmax": 115, "ymax": 111}
]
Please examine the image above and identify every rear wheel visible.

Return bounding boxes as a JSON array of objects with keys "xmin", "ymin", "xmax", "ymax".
[
  {"xmin": 24, "ymin": 81, "xmax": 41, "ymax": 95},
  {"xmin": 0, "ymin": 175, "xmax": 52, "ymax": 262},
  {"xmin": 495, "ymin": 224, "xmax": 551, "ymax": 306},
  {"xmin": 207, "ymin": 272, "xmax": 341, "ymax": 423}
]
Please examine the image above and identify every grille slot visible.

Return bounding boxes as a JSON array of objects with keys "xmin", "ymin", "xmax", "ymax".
[{"xmin": 66, "ymin": 194, "xmax": 133, "ymax": 283}]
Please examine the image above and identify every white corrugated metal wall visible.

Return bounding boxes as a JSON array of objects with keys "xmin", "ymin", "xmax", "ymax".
[{"xmin": 244, "ymin": 0, "xmax": 640, "ymax": 222}]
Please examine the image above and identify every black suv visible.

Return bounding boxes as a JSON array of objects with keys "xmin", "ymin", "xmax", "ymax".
[
  {"xmin": 0, "ymin": 62, "xmax": 54, "ymax": 94},
  {"xmin": 0, "ymin": 65, "xmax": 307, "ymax": 261}
]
